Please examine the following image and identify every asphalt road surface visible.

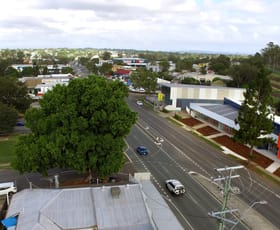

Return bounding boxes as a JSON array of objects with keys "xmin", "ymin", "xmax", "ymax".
[{"xmin": 127, "ymin": 94, "xmax": 280, "ymax": 229}]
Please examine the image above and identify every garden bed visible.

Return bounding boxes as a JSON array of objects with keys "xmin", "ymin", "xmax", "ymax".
[
  {"xmin": 273, "ymin": 167, "xmax": 280, "ymax": 177},
  {"xmin": 212, "ymin": 135, "xmax": 273, "ymax": 169},
  {"xmin": 196, "ymin": 125, "xmax": 221, "ymax": 136},
  {"xmin": 180, "ymin": 117, "xmax": 203, "ymax": 127}
]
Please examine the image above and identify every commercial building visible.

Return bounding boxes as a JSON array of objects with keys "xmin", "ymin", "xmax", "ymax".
[
  {"xmin": 158, "ymin": 82, "xmax": 279, "ymax": 157},
  {"xmin": 112, "ymin": 58, "xmax": 148, "ymax": 67},
  {"xmin": 159, "ymin": 82, "xmax": 245, "ymax": 111},
  {"xmin": 189, "ymin": 97, "xmax": 280, "ymax": 157}
]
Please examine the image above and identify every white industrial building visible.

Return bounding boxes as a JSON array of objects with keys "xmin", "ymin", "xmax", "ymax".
[{"xmin": 159, "ymin": 82, "xmax": 245, "ymax": 111}]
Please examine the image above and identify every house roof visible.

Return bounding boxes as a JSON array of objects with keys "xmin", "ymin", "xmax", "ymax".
[
  {"xmin": 6, "ymin": 184, "xmax": 155, "ymax": 230},
  {"xmin": 115, "ymin": 69, "xmax": 130, "ymax": 75}
]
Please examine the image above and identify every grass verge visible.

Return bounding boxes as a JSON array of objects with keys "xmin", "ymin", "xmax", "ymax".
[
  {"xmin": 0, "ymin": 135, "xmax": 19, "ymax": 168},
  {"xmin": 191, "ymin": 131, "xmax": 224, "ymax": 151}
]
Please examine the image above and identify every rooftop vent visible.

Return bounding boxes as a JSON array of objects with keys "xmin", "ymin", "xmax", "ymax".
[{"xmin": 111, "ymin": 187, "xmax": 121, "ymax": 198}]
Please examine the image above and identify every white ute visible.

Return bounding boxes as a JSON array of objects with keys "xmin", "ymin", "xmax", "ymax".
[
  {"xmin": 0, "ymin": 182, "xmax": 17, "ymax": 196},
  {"xmin": 165, "ymin": 179, "xmax": 185, "ymax": 195}
]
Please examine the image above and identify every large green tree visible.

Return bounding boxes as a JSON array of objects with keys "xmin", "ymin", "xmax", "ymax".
[
  {"xmin": 228, "ymin": 63, "xmax": 259, "ymax": 88},
  {"xmin": 0, "ymin": 77, "xmax": 32, "ymax": 113},
  {"xmin": 13, "ymin": 76, "xmax": 137, "ymax": 177},
  {"xmin": 209, "ymin": 55, "xmax": 231, "ymax": 75},
  {"xmin": 0, "ymin": 102, "xmax": 18, "ymax": 135},
  {"xmin": 234, "ymin": 68, "xmax": 274, "ymax": 160},
  {"xmin": 228, "ymin": 54, "xmax": 265, "ymax": 88},
  {"xmin": 261, "ymin": 42, "xmax": 280, "ymax": 71},
  {"xmin": 130, "ymin": 68, "xmax": 158, "ymax": 93},
  {"xmin": 98, "ymin": 63, "xmax": 113, "ymax": 76},
  {"xmin": 159, "ymin": 60, "xmax": 170, "ymax": 72},
  {"xmin": 102, "ymin": 51, "xmax": 111, "ymax": 60}
]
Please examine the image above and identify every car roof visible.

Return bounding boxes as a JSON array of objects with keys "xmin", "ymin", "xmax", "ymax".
[
  {"xmin": 166, "ymin": 179, "xmax": 182, "ymax": 185},
  {"xmin": 0, "ymin": 182, "xmax": 15, "ymax": 189}
]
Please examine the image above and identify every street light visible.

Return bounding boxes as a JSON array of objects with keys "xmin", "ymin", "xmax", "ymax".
[{"xmin": 230, "ymin": 200, "xmax": 268, "ymax": 230}]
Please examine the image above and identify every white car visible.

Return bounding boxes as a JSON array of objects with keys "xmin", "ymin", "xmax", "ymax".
[
  {"xmin": 136, "ymin": 100, "xmax": 143, "ymax": 106},
  {"xmin": 165, "ymin": 179, "xmax": 185, "ymax": 195},
  {"xmin": 0, "ymin": 182, "xmax": 17, "ymax": 196}
]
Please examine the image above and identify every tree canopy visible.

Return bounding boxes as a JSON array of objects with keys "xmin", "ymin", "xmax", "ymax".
[
  {"xmin": 0, "ymin": 77, "xmax": 32, "ymax": 113},
  {"xmin": 130, "ymin": 68, "xmax": 158, "ymax": 93},
  {"xmin": 0, "ymin": 102, "xmax": 18, "ymax": 135},
  {"xmin": 262, "ymin": 42, "xmax": 280, "ymax": 71},
  {"xmin": 159, "ymin": 60, "xmax": 170, "ymax": 72},
  {"xmin": 181, "ymin": 77, "xmax": 200, "ymax": 85},
  {"xmin": 234, "ymin": 67, "xmax": 274, "ymax": 159},
  {"xmin": 13, "ymin": 76, "xmax": 137, "ymax": 176},
  {"xmin": 209, "ymin": 55, "xmax": 231, "ymax": 75}
]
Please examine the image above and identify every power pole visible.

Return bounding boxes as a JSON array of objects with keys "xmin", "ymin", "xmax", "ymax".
[{"xmin": 208, "ymin": 165, "xmax": 244, "ymax": 229}]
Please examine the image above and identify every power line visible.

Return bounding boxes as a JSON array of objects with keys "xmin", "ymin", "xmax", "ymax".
[{"xmin": 208, "ymin": 165, "xmax": 244, "ymax": 230}]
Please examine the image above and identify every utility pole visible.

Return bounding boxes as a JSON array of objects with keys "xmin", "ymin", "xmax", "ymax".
[{"xmin": 208, "ymin": 165, "xmax": 244, "ymax": 230}]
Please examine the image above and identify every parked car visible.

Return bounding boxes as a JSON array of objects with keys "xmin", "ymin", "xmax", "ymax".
[
  {"xmin": 136, "ymin": 100, "xmax": 143, "ymax": 106},
  {"xmin": 136, "ymin": 146, "xmax": 149, "ymax": 156},
  {"xmin": 0, "ymin": 182, "xmax": 17, "ymax": 196},
  {"xmin": 165, "ymin": 179, "xmax": 185, "ymax": 195}
]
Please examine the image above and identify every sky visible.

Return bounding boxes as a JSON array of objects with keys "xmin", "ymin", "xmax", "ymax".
[{"xmin": 0, "ymin": 0, "xmax": 279, "ymax": 54}]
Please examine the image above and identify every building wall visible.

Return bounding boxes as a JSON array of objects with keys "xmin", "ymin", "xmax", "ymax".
[{"xmin": 165, "ymin": 84, "xmax": 245, "ymax": 110}]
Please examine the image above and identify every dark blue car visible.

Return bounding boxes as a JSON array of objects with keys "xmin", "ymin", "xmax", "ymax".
[
  {"xmin": 136, "ymin": 146, "xmax": 149, "ymax": 156},
  {"xmin": 16, "ymin": 121, "xmax": 25, "ymax": 126}
]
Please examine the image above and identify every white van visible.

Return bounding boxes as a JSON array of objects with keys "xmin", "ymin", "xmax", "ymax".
[{"xmin": 0, "ymin": 182, "xmax": 17, "ymax": 196}]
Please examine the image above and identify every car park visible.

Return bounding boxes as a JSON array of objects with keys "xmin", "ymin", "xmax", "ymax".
[
  {"xmin": 0, "ymin": 182, "xmax": 17, "ymax": 196},
  {"xmin": 165, "ymin": 179, "xmax": 185, "ymax": 195},
  {"xmin": 136, "ymin": 146, "xmax": 149, "ymax": 155}
]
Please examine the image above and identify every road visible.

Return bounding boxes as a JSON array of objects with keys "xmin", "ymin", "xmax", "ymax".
[
  {"xmin": 127, "ymin": 125, "xmax": 240, "ymax": 229},
  {"xmin": 126, "ymin": 94, "xmax": 280, "ymax": 229}
]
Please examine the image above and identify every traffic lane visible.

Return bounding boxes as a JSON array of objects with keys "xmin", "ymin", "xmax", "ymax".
[
  {"xmin": 127, "ymin": 126, "xmax": 221, "ymax": 229},
  {"xmin": 132, "ymin": 104, "xmax": 280, "ymax": 227},
  {"xmin": 138, "ymin": 110, "xmax": 233, "ymax": 174},
  {"xmin": 212, "ymin": 159, "xmax": 280, "ymax": 227},
  {"xmin": 142, "ymin": 142, "xmax": 248, "ymax": 230},
  {"xmin": 147, "ymin": 119, "xmax": 280, "ymax": 228},
  {"xmin": 142, "ymin": 152, "xmax": 222, "ymax": 230},
  {"xmin": 233, "ymin": 174, "xmax": 280, "ymax": 229}
]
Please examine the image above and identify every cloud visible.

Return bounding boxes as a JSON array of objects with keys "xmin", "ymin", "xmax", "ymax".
[{"xmin": 0, "ymin": 0, "xmax": 279, "ymax": 53}]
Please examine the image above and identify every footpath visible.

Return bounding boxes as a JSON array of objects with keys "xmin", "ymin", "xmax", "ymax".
[{"xmin": 190, "ymin": 172, "xmax": 278, "ymax": 230}]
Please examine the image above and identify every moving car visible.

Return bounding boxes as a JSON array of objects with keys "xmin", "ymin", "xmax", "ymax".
[
  {"xmin": 165, "ymin": 179, "xmax": 185, "ymax": 195},
  {"xmin": 16, "ymin": 121, "xmax": 25, "ymax": 126},
  {"xmin": 0, "ymin": 182, "xmax": 17, "ymax": 196},
  {"xmin": 136, "ymin": 100, "xmax": 143, "ymax": 106},
  {"xmin": 136, "ymin": 146, "xmax": 149, "ymax": 155}
]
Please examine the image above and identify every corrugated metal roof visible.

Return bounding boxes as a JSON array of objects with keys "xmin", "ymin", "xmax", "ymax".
[
  {"xmin": 190, "ymin": 103, "xmax": 239, "ymax": 129},
  {"xmin": 6, "ymin": 185, "xmax": 154, "ymax": 230},
  {"xmin": 7, "ymin": 189, "xmax": 60, "ymax": 230},
  {"xmin": 41, "ymin": 188, "xmax": 96, "ymax": 229},
  {"xmin": 202, "ymin": 104, "xmax": 239, "ymax": 121},
  {"xmin": 93, "ymin": 185, "xmax": 153, "ymax": 230}
]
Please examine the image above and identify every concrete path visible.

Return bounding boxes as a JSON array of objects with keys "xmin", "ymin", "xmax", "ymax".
[
  {"xmin": 190, "ymin": 172, "xmax": 278, "ymax": 230},
  {"xmin": 266, "ymin": 162, "xmax": 280, "ymax": 173}
]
